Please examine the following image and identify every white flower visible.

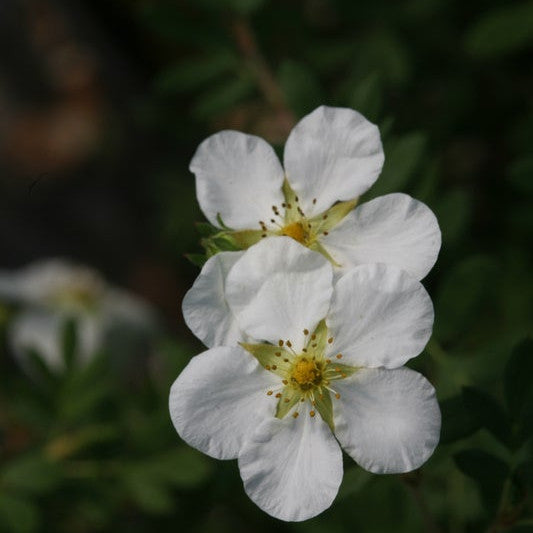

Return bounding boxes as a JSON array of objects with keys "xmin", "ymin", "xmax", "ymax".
[
  {"xmin": 0, "ymin": 259, "xmax": 156, "ymax": 372},
  {"xmin": 170, "ymin": 238, "xmax": 441, "ymax": 521},
  {"xmin": 190, "ymin": 105, "xmax": 441, "ymax": 280}
]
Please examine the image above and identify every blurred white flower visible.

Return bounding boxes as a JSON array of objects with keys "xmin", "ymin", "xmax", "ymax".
[
  {"xmin": 171, "ymin": 238, "xmax": 440, "ymax": 521},
  {"xmin": 0, "ymin": 259, "xmax": 156, "ymax": 372},
  {"xmin": 191, "ymin": 105, "xmax": 440, "ymax": 280}
]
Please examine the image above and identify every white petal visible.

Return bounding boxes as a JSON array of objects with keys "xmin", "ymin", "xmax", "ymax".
[
  {"xmin": 182, "ymin": 252, "xmax": 244, "ymax": 348},
  {"xmin": 284, "ymin": 106, "xmax": 384, "ymax": 216},
  {"xmin": 225, "ymin": 237, "xmax": 333, "ymax": 351},
  {"xmin": 190, "ymin": 131, "xmax": 285, "ymax": 229},
  {"xmin": 238, "ymin": 413, "xmax": 343, "ymax": 521},
  {"xmin": 322, "ymin": 193, "xmax": 441, "ymax": 280},
  {"xmin": 334, "ymin": 367, "xmax": 441, "ymax": 474},
  {"xmin": 327, "ymin": 264, "xmax": 433, "ymax": 368},
  {"xmin": 9, "ymin": 310, "xmax": 103, "ymax": 372},
  {"xmin": 169, "ymin": 346, "xmax": 278, "ymax": 460}
]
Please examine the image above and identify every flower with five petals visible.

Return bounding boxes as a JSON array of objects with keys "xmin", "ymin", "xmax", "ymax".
[
  {"xmin": 191, "ymin": 105, "xmax": 440, "ymax": 280},
  {"xmin": 170, "ymin": 238, "xmax": 441, "ymax": 521}
]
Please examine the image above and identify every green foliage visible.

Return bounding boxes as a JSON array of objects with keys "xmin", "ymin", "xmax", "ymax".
[{"xmin": 465, "ymin": 1, "xmax": 533, "ymax": 58}]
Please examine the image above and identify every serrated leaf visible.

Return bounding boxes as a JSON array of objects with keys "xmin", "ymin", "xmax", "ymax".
[
  {"xmin": 462, "ymin": 386, "xmax": 512, "ymax": 445},
  {"xmin": 465, "ymin": 1, "xmax": 533, "ymax": 58}
]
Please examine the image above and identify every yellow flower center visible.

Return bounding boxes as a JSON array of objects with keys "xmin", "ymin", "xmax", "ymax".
[
  {"xmin": 281, "ymin": 222, "xmax": 308, "ymax": 245},
  {"xmin": 291, "ymin": 358, "xmax": 322, "ymax": 390}
]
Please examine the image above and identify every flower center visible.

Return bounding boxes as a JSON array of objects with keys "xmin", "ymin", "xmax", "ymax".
[
  {"xmin": 281, "ymin": 222, "xmax": 308, "ymax": 245},
  {"xmin": 291, "ymin": 357, "xmax": 322, "ymax": 390}
]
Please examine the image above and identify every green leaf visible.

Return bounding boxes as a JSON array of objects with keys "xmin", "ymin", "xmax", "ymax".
[
  {"xmin": 192, "ymin": 74, "xmax": 255, "ymax": 120},
  {"xmin": 61, "ymin": 317, "xmax": 77, "ymax": 372},
  {"xmin": 1, "ymin": 454, "xmax": 61, "ymax": 496},
  {"xmin": 434, "ymin": 255, "xmax": 499, "ymax": 343},
  {"xmin": 454, "ymin": 449, "xmax": 509, "ymax": 510},
  {"xmin": 278, "ymin": 60, "xmax": 323, "ymax": 116},
  {"xmin": 0, "ymin": 495, "xmax": 39, "ymax": 533},
  {"xmin": 439, "ymin": 394, "xmax": 481, "ymax": 444},
  {"xmin": 505, "ymin": 338, "xmax": 533, "ymax": 438},
  {"xmin": 367, "ymin": 132, "xmax": 427, "ymax": 198},
  {"xmin": 185, "ymin": 253, "xmax": 207, "ymax": 268},
  {"xmin": 465, "ymin": 1, "xmax": 533, "ymax": 58},
  {"xmin": 195, "ymin": 222, "xmax": 220, "ymax": 238},
  {"xmin": 433, "ymin": 189, "xmax": 472, "ymax": 247},
  {"xmin": 462, "ymin": 386, "xmax": 512, "ymax": 445},
  {"xmin": 348, "ymin": 71, "xmax": 383, "ymax": 122},
  {"xmin": 154, "ymin": 51, "xmax": 238, "ymax": 94}
]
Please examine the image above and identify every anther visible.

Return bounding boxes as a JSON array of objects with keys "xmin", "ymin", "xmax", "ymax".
[
  {"xmin": 270, "ymin": 219, "xmax": 276, "ymax": 223},
  {"xmin": 312, "ymin": 343, "xmax": 317, "ymax": 348},
  {"xmin": 326, "ymin": 359, "xmax": 331, "ymax": 364},
  {"xmin": 302, "ymin": 348, "xmax": 307, "ymax": 353},
  {"xmin": 310, "ymin": 411, "xmax": 316, "ymax": 417},
  {"xmin": 275, "ymin": 393, "xmax": 282, "ymax": 398},
  {"xmin": 287, "ymin": 204, "xmax": 292, "ymax": 209},
  {"xmin": 278, "ymin": 340, "xmax": 284, "ymax": 347},
  {"xmin": 265, "ymin": 365, "xmax": 271, "ymax": 370},
  {"xmin": 286, "ymin": 340, "xmax": 292, "ymax": 348},
  {"xmin": 293, "ymin": 412, "xmax": 299, "ymax": 418},
  {"xmin": 335, "ymin": 393, "xmax": 341, "ymax": 399},
  {"xmin": 282, "ymin": 203, "xmax": 286, "ymax": 208},
  {"xmin": 323, "ymin": 231, "xmax": 329, "ymax": 236},
  {"xmin": 323, "ymin": 214, "xmax": 328, "ymax": 220},
  {"xmin": 313, "ymin": 198, "xmax": 317, "ymax": 204},
  {"xmin": 283, "ymin": 358, "xmax": 289, "ymax": 362},
  {"xmin": 295, "ymin": 196, "xmax": 299, "ymax": 202},
  {"xmin": 303, "ymin": 329, "xmax": 309, "ymax": 335},
  {"xmin": 275, "ymin": 352, "xmax": 281, "ymax": 357},
  {"xmin": 284, "ymin": 398, "xmax": 290, "ymax": 403},
  {"xmin": 282, "ymin": 380, "xmax": 288, "ymax": 385},
  {"xmin": 336, "ymin": 354, "xmax": 343, "ymax": 359},
  {"xmin": 328, "ymin": 337, "xmax": 334, "ymax": 344},
  {"xmin": 261, "ymin": 234, "xmax": 267, "ymax": 238},
  {"xmin": 311, "ymin": 334, "xmax": 316, "ymax": 340},
  {"xmin": 272, "ymin": 365, "xmax": 277, "ymax": 370},
  {"xmin": 267, "ymin": 391, "xmax": 273, "ymax": 396}
]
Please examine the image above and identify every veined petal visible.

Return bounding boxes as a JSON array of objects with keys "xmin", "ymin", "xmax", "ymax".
[
  {"xmin": 225, "ymin": 237, "xmax": 333, "ymax": 352},
  {"xmin": 283, "ymin": 106, "xmax": 384, "ymax": 217},
  {"xmin": 182, "ymin": 252, "xmax": 244, "ymax": 348},
  {"xmin": 322, "ymin": 193, "xmax": 441, "ymax": 280},
  {"xmin": 327, "ymin": 264, "xmax": 433, "ymax": 368},
  {"xmin": 190, "ymin": 131, "xmax": 285, "ymax": 229},
  {"xmin": 334, "ymin": 367, "xmax": 441, "ymax": 474},
  {"xmin": 169, "ymin": 346, "xmax": 278, "ymax": 460},
  {"xmin": 238, "ymin": 414, "xmax": 343, "ymax": 522}
]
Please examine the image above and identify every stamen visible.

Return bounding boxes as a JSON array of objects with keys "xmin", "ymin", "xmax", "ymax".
[
  {"xmin": 293, "ymin": 412, "xmax": 299, "ymax": 418},
  {"xmin": 303, "ymin": 329, "xmax": 309, "ymax": 335},
  {"xmin": 328, "ymin": 337, "xmax": 334, "ymax": 344},
  {"xmin": 323, "ymin": 214, "xmax": 328, "ymax": 220},
  {"xmin": 272, "ymin": 365, "xmax": 277, "ymax": 370},
  {"xmin": 284, "ymin": 398, "xmax": 290, "ymax": 403},
  {"xmin": 286, "ymin": 340, "xmax": 292, "ymax": 348},
  {"xmin": 313, "ymin": 198, "xmax": 317, "ymax": 204},
  {"xmin": 275, "ymin": 393, "xmax": 282, "ymax": 398},
  {"xmin": 323, "ymin": 231, "xmax": 329, "ymax": 236},
  {"xmin": 282, "ymin": 380, "xmax": 288, "ymax": 385},
  {"xmin": 311, "ymin": 334, "xmax": 316, "ymax": 340},
  {"xmin": 283, "ymin": 358, "xmax": 289, "ymax": 362},
  {"xmin": 310, "ymin": 411, "xmax": 316, "ymax": 417},
  {"xmin": 265, "ymin": 365, "xmax": 271, "ymax": 370},
  {"xmin": 267, "ymin": 391, "xmax": 273, "ymax": 396},
  {"xmin": 275, "ymin": 352, "xmax": 281, "ymax": 357},
  {"xmin": 278, "ymin": 340, "xmax": 284, "ymax": 347},
  {"xmin": 335, "ymin": 393, "xmax": 341, "ymax": 399},
  {"xmin": 336, "ymin": 354, "xmax": 343, "ymax": 359}
]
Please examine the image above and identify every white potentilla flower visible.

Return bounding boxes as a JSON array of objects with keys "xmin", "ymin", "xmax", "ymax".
[
  {"xmin": 0, "ymin": 259, "xmax": 156, "ymax": 372},
  {"xmin": 170, "ymin": 238, "xmax": 441, "ymax": 522},
  {"xmin": 190, "ymin": 105, "xmax": 441, "ymax": 280}
]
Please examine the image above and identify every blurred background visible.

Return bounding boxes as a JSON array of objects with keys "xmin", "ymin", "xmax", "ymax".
[{"xmin": 0, "ymin": 0, "xmax": 532, "ymax": 531}]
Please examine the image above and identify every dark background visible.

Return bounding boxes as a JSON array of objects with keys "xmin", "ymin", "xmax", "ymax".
[{"xmin": 0, "ymin": 0, "xmax": 532, "ymax": 531}]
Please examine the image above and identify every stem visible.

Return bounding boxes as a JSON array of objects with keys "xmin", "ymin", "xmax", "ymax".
[
  {"xmin": 229, "ymin": 16, "xmax": 296, "ymax": 136},
  {"xmin": 401, "ymin": 472, "xmax": 441, "ymax": 533}
]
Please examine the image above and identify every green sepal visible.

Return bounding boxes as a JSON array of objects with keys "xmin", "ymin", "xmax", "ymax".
[
  {"xmin": 282, "ymin": 179, "xmax": 300, "ymax": 224},
  {"xmin": 308, "ymin": 240, "xmax": 341, "ymax": 267},
  {"xmin": 275, "ymin": 386, "xmax": 302, "ymax": 419},
  {"xmin": 307, "ymin": 319, "xmax": 329, "ymax": 357},
  {"xmin": 195, "ymin": 222, "xmax": 219, "ymax": 237},
  {"xmin": 201, "ymin": 232, "xmax": 241, "ymax": 257},
  {"xmin": 216, "ymin": 213, "xmax": 232, "ymax": 230},
  {"xmin": 230, "ymin": 229, "xmax": 265, "ymax": 248},
  {"xmin": 314, "ymin": 389, "xmax": 335, "ymax": 432},
  {"xmin": 325, "ymin": 362, "xmax": 359, "ymax": 380},
  {"xmin": 185, "ymin": 253, "xmax": 207, "ymax": 268},
  {"xmin": 309, "ymin": 197, "xmax": 359, "ymax": 232},
  {"xmin": 239, "ymin": 342, "xmax": 291, "ymax": 377}
]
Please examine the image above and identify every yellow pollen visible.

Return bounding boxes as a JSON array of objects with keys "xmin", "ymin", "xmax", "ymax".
[
  {"xmin": 281, "ymin": 222, "xmax": 307, "ymax": 244},
  {"xmin": 291, "ymin": 358, "xmax": 321, "ymax": 389}
]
